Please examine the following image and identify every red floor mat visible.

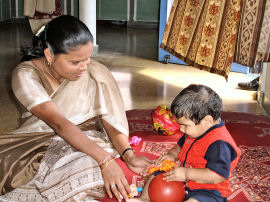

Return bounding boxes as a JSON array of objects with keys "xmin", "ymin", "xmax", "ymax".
[{"xmin": 100, "ymin": 109, "xmax": 270, "ymax": 202}]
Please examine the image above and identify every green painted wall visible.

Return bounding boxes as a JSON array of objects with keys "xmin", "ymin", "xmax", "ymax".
[
  {"xmin": 97, "ymin": 0, "xmax": 127, "ymax": 21},
  {"xmin": 1, "ymin": 0, "xmax": 10, "ymax": 20},
  {"xmin": 1, "ymin": 0, "xmax": 159, "ymax": 23},
  {"xmin": 18, "ymin": 0, "xmax": 23, "ymax": 17},
  {"xmin": 61, "ymin": 0, "xmax": 78, "ymax": 17},
  {"xmin": 0, "ymin": 0, "xmax": 24, "ymax": 21},
  {"xmin": 73, "ymin": 0, "xmax": 78, "ymax": 17},
  {"xmin": 136, "ymin": 0, "xmax": 159, "ymax": 22},
  {"xmin": 96, "ymin": 0, "xmax": 159, "ymax": 22}
]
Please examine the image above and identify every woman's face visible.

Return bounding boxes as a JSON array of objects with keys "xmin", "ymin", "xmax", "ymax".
[{"xmin": 50, "ymin": 42, "xmax": 93, "ymax": 82}]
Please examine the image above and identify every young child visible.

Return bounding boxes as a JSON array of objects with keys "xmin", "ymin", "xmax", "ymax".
[{"xmin": 128, "ymin": 84, "xmax": 241, "ymax": 202}]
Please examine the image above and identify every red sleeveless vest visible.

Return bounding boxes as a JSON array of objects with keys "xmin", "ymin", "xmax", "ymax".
[{"xmin": 178, "ymin": 125, "xmax": 241, "ymax": 197}]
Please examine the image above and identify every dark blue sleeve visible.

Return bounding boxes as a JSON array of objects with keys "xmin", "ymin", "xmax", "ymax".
[
  {"xmin": 177, "ymin": 135, "xmax": 185, "ymax": 148},
  {"xmin": 204, "ymin": 140, "xmax": 237, "ymax": 179}
]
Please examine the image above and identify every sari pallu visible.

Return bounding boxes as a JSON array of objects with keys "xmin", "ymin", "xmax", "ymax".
[
  {"xmin": 0, "ymin": 60, "xmax": 128, "ymax": 201},
  {"xmin": 160, "ymin": 0, "xmax": 241, "ymax": 80}
]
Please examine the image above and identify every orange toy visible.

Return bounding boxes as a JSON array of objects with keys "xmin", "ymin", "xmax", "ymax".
[{"xmin": 148, "ymin": 160, "xmax": 176, "ymax": 174}]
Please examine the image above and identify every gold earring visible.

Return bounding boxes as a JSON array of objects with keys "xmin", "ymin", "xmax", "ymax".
[{"xmin": 47, "ymin": 60, "xmax": 51, "ymax": 67}]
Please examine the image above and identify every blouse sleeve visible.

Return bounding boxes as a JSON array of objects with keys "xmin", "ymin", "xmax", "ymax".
[{"xmin": 12, "ymin": 65, "xmax": 51, "ymax": 111}]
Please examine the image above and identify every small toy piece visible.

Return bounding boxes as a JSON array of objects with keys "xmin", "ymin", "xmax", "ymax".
[
  {"xmin": 148, "ymin": 160, "xmax": 176, "ymax": 174},
  {"xmin": 128, "ymin": 184, "xmax": 143, "ymax": 198},
  {"xmin": 129, "ymin": 136, "xmax": 142, "ymax": 146},
  {"xmin": 152, "ymin": 105, "xmax": 180, "ymax": 136},
  {"xmin": 148, "ymin": 173, "xmax": 186, "ymax": 202}
]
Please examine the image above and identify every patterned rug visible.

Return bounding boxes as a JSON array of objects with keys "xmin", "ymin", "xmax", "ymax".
[{"xmin": 100, "ymin": 109, "xmax": 270, "ymax": 202}]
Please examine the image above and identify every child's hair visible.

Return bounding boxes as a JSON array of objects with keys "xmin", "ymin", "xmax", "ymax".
[
  {"xmin": 171, "ymin": 84, "xmax": 223, "ymax": 124},
  {"xmin": 20, "ymin": 15, "xmax": 93, "ymax": 62}
]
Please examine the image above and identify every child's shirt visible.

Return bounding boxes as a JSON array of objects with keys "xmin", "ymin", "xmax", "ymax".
[{"xmin": 177, "ymin": 121, "xmax": 241, "ymax": 197}]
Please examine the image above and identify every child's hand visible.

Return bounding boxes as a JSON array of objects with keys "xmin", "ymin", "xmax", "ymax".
[
  {"xmin": 163, "ymin": 167, "xmax": 186, "ymax": 182},
  {"xmin": 155, "ymin": 153, "xmax": 176, "ymax": 167}
]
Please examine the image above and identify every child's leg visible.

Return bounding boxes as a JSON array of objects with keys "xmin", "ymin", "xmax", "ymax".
[
  {"xmin": 137, "ymin": 174, "xmax": 154, "ymax": 201},
  {"xmin": 184, "ymin": 198, "xmax": 199, "ymax": 202},
  {"xmin": 185, "ymin": 189, "xmax": 225, "ymax": 202}
]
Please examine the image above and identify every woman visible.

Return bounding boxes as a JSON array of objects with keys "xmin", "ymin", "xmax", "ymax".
[{"xmin": 0, "ymin": 15, "xmax": 151, "ymax": 202}]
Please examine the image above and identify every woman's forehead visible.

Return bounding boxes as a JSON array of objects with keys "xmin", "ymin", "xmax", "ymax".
[{"xmin": 58, "ymin": 42, "xmax": 93, "ymax": 60}]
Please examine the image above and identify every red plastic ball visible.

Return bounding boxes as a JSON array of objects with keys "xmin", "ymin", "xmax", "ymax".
[
  {"xmin": 152, "ymin": 105, "xmax": 180, "ymax": 136},
  {"xmin": 149, "ymin": 173, "xmax": 186, "ymax": 202}
]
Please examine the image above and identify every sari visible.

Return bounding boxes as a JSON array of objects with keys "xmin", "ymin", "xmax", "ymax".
[{"xmin": 0, "ymin": 60, "xmax": 129, "ymax": 201}]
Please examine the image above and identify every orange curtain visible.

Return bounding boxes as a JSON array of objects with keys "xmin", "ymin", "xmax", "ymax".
[{"xmin": 161, "ymin": 0, "xmax": 241, "ymax": 79}]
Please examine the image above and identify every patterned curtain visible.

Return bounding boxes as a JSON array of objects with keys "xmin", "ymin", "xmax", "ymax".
[
  {"xmin": 234, "ymin": 0, "xmax": 270, "ymax": 67},
  {"xmin": 160, "ymin": 0, "xmax": 241, "ymax": 79},
  {"xmin": 257, "ymin": 0, "xmax": 270, "ymax": 63}
]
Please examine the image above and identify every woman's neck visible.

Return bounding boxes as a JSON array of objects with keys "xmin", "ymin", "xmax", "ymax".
[{"xmin": 33, "ymin": 58, "xmax": 62, "ymax": 91}]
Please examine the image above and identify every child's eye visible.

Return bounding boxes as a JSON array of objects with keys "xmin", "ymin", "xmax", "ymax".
[{"xmin": 72, "ymin": 61, "xmax": 80, "ymax": 65}]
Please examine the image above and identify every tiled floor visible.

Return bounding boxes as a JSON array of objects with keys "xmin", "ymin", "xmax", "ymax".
[
  {"xmin": 0, "ymin": 20, "xmax": 265, "ymax": 133},
  {"xmin": 95, "ymin": 24, "xmax": 263, "ymax": 115}
]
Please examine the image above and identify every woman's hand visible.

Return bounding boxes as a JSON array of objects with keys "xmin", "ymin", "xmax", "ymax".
[
  {"xmin": 101, "ymin": 159, "xmax": 131, "ymax": 202},
  {"xmin": 126, "ymin": 155, "xmax": 153, "ymax": 176}
]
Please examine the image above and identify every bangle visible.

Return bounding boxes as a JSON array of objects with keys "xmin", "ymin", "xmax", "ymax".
[
  {"xmin": 120, "ymin": 148, "xmax": 134, "ymax": 161},
  {"xmin": 184, "ymin": 168, "xmax": 189, "ymax": 181},
  {"xmin": 98, "ymin": 154, "xmax": 112, "ymax": 166},
  {"xmin": 100, "ymin": 158, "xmax": 114, "ymax": 170}
]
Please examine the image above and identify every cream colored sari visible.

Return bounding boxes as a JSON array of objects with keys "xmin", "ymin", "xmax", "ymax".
[{"xmin": 0, "ymin": 60, "xmax": 129, "ymax": 201}]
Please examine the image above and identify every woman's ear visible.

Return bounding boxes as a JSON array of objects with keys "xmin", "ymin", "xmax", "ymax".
[{"xmin": 44, "ymin": 48, "xmax": 54, "ymax": 63}]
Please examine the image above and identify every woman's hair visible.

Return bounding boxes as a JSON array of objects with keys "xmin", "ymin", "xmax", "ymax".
[
  {"xmin": 171, "ymin": 84, "xmax": 223, "ymax": 124},
  {"xmin": 20, "ymin": 15, "xmax": 93, "ymax": 62}
]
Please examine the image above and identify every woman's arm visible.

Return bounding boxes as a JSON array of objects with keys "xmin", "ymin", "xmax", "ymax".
[
  {"xmin": 101, "ymin": 119, "xmax": 134, "ymax": 161},
  {"xmin": 101, "ymin": 119, "xmax": 153, "ymax": 175},
  {"xmin": 31, "ymin": 101, "xmax": 110, "ymax": 163},
  {"xmin": 31, "ymin": 101, "xmax": 134, "ymax": 201}
]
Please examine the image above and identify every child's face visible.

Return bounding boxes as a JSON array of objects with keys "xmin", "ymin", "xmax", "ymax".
[{"xmin": 175, "ymin": 116, "xmax": 210, "ymax": 138}]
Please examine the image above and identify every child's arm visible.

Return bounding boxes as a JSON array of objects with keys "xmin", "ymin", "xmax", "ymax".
[
  {"xmin": 167, "ymin": 144, "xmax": 181, "ymax": 158},
  {"xmin": 164, "ymin": 167, "xmax": 225, "ymax": 184},
  {"xmin": 185, "ymin": 167, "xmax": 225, "ymax": 184},
  {"xmin": 155, "ymin": 144, "xmax": 180, "ymax": 166}
]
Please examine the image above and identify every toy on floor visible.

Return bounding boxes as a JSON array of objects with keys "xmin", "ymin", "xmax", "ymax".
[
  {"xmin": 152, "ymin": 105, "xmax": 180, "ymax": 136},
  {"xmin": 129, "ymin": 136, "xmax": 142, "ymax": 146},
  {"xmin": 128, "ymin": 184, "xmax": 143, "ymax": 198},
  {"xmin": 148, "ymin": 173, "xmax": 186, "ymax": 202},
  {"xmin": 148, "ymin": 160, "xmax": 176, "ymax": 174}
]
